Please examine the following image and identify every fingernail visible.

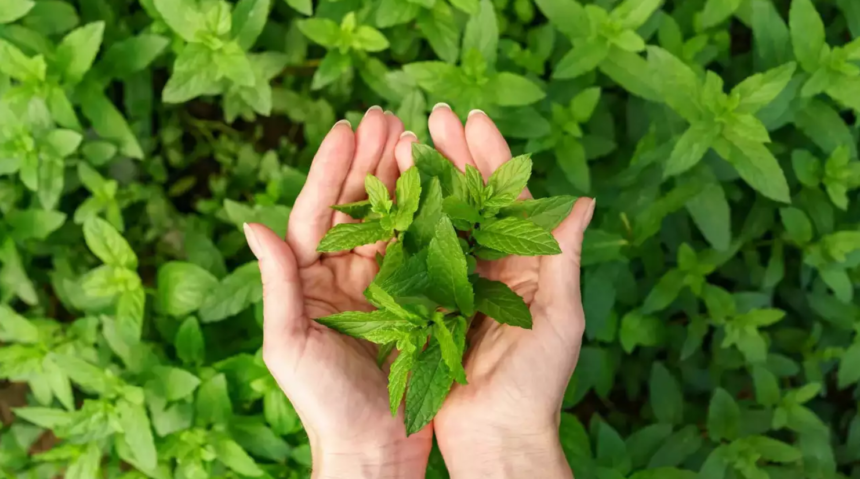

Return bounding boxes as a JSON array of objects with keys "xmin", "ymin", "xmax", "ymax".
[
  {"xmin": 432, "ymin": 102, "xmax": 451, "ymax": 112},
  {"xmin": 400, "ymin": 130, "xmax": 417, "ymax": 140},
  {"xmin": 332, "ymin": 119, "xmax": 351, "ymax": 130},
  {"xmin": 366, "ymin": 105, "xmax": 383, "ymax": 116},
  {"xmin": 384, "ymin": 110, "xmax": 394, "ymax": 116},
  {"xmin": 468, "ymin": 109, "xmax": 486, "ymax": 119},
  {"xmin": 584, "ymin": 198, "xmax": 596, "ymax": 230},
  {"xmin": 243, "ymin": 223, "xmax": 263, "ymax": 259}
]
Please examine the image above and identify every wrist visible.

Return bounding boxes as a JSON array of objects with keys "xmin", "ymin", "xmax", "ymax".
[
  {"xmin": 311, "ymin": 438, "xmax": 429, "ymax": 479},
  {"xmin": 438, "ymin": 424, "xmax": 571, "ymax": 479}
]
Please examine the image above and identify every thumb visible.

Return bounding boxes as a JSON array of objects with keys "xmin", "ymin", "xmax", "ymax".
[
  {"xmin": 243, "ymin": 223, "xmax": 307, "ymax": 352},
  {"xmin": 534, "ymin": 198, "xmax": 595, "ymax": 335}
]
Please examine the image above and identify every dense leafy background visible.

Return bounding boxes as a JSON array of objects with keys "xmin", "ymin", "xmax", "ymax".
[{"xmin": 0, "ymin": 0, "xmax": 859, "ymax": 477}]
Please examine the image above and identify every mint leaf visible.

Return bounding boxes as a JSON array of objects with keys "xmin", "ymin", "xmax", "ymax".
[
  {"xmin": 317, "ymin": 221, "xmax": 393, "ymax": 252},
  {"xmin": 442, "ymin": 196, "xmax": 483, "ymax": 224},
  {"xmin": 553, "ymin": 37, "xmax": 608, "ymax": 79},
  {"xmin": 412, "ymin": 144, "xmax": 464, "ymax": 198},
  {"xmin": 427, "ymin": 216, "xmax": 474, "ymax": 316},
  {"xmin": 474, "ymin": 278, "xmax": 532, "ymax": 328},
  {"xmin": 377, "ymin": 250, "xmax": 431, "ymax": 298},
  {"xmin": 315, "ymin": 309, "xmax": 414, "ymax": 343},
  {"xmin": 650, "ymin": 362, "xmax": 684, "ymax": 425},
  {"xmin": 779, "ymin": 207, "xmax": 813, "ymax": 244},
  {"xmin": 490, "ymin": 73, "xmax": 546, "ymax": 106},
  {"xmin": 664, "ymin": 122, "xmax": 720, "ymax": 177},
  {"xmin": 364, "ymin": 283, "xmax": 424, "ymax": 325},
  {"xmin": 55, "ymin": 22, "xmax": 105, "ymax": 85},
  {"xmin": 432, "ymin": 318, "xmax": 467, "ymax": 384},
  {"xmin": 498, "ymin": 196, "xmax": 576, "ymax": 231},
  {"xmin": 647, "ymin": 46, "xmax": 702, "ymax": 122},
  {"xmin": 388, "ymin": 336, "xmax": 418, "ymax": 415},
  {"xmin": 462, "ymin": 0, "xmax": 498, "ymax": 65},
  {"xmin": 366, "ymin": 174, "xmax": 393, "ymax": 214},
  {"xmin": 83, "ymin": 217, "xmax": 137, "ymax": 269},
  {"xmin": 199, "ymin": 262, "xmax": 262, "ymax": 323},
  {"xmin": 686, "ymin": 183, "xmax": 731, "ymax": 251},
  {"xmin": 156, "ymin": 261, "xmax": 219, "ymax": 317},
  {"xmin": 394, "ymin": 166, "xmax": 421, "ymax": 231},
  {"xmin": 465, "ymin": 164, "xmax": 484, "ymax": 208},
  {"xmin": 485, "ymin": 155, "xmax": 532, "ymax": 208},
  {"xmin": 732, "ymin": 62, "xmax": 797, "ymax": 114},
  {"xmin": 231, "ymin": 0, "xmax": 270, "ymax": 51},
  {"xmin": 789, "ymin": 0, "xmax": 826, "ymax": 72},
  {"xmin": 0, "ymin": 0, "xmax": 34, "ymax": 24},
  {"xmin": 716, "ymin": 132, "xmax": 790, "ymax": 203},
  {"xmin": 405, "ymin": 339, "xmax": 454, "ymax": 436},
  {"xmin": 332, "ymin": 200, "xmax": 373, "ymax": 219},
  {"xmin": 153, "ymin": 0, "xmax": 205, "ymax": 43},
  {"xmin": 707, "ymin": 388, "xmax": 740, "ymax": 441},
  {"xmin": 473, "ymin": 217, "xmax": 561, "ymax": 256}
]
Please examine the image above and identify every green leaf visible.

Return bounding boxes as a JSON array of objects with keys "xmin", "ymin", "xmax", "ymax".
[
  {"xmin": 157, "ymin": 262, "xmax": 219, "ymax": 317},
  {"xmin": 443, "ymin": 196, "xmax": 483, "ymax": 224},
  {"xmin": 7, "ymin": 209, "xmax": 66, "ymax": 241},
  {"xmin": 311, "ymin": 49, "xmax": 352, "ymax": 90},
  {"xmin": 364, "ymin": 283, "xmax": 424, "ymax": 325},
  {"xmin": 647, "ymin": 46, "xmax": 702, "ymax": 122},
  {"xmin": 12, "ymin": 407, "xmax": 72, "ymax": 429},
  {"xmin": 553, "ymin": 37, "xmax": 609, "ymax": 79},
  {"xmin": 96, "ymin": 34, "xmax": 170, "ymax": 82},
  {"xmin": 66, "ymin": 443, "xmax": 101, "ymax": 479},
  {"xmin": 317, "ymin": 221, "xmax": 393, "ymax": 252},
  {"xmin": 450, "ymin": 0, "xmax": 479, "ymax": 14},
  {"xmin": 791, "ymin": 149, "xmax": 821, "ymax": 187},
  {"xmin": 213, "ymin": 436, "xmax": 264, "ymax": 477},
  {"xmin": 838, "ymin": 342, "xmax": 860, "ymax": 389},
  {"xmin": 353, "ymin": 26, "xmax": 389, "ymax": 52},
  {"xmin": 612, "ymin": 0, "xmax": 662, "ymax": 29},
  {"xmin": 732, "ymin": 62, "xmax": 797, "ymax": 114},
  {"xmin": 789, "ymin": 0, "xmax": 826, "ymax": 72},
  {"xmin": 285, "ymin": 0, "xmax": 312, "ymax": 15},
  {"xmin": 175, "ymin": 316, "xmax": 205, "ymax": 365},
  {"xmin": 332, "ymin": 200, "xmax": 373, "ymax": 219},
  {"xmin": 0, "ymin": 38, "xmax": 46, "ymax": 82},
  {"xmin": 196, "ymin": 374, "xmax": 232, "ymax": 425},
  {"xmin": 427, "ymin": 216, "xmax": 474, "ymax": 315},
  {"xmin": 534, "ymin": 0, "xmax": 589, "ymax": 40},
  {"xmin": 117, "ymin": 400, "xmax": 158, "ymax": 470},
  {"xmin": 366, "ymin": 174, "xmax": 393, "ymax": 214},
  {"xmin": 411, "ymin": 144, "xmax": 464, "ymax": 197},
  {"xmin": 474, "ymin": 278, "xmax": 532, "ymax": 328},
  {"xmin": 79, "ymin": 87, "xmax": 144, "ymax": 159},
  {"xmin": 647, "ymin": 425, "xmax": 702, "ymax": 468},
  {"xmin": 154, "ymin": 0, "xmax": 205, "ymax": 43},
  {"xmin": 199, "ymin": 262, "xmax": 262, "ymax": 322},
  {"xmin": 707, "ymin": 388, "xmax": 740, "ymax": 441},
  {"xmin": 0, "ymin": 305, "xmax": 39, "ymax": 344},
  {"xmin": 388, "ymin": 336, "xmax": 417, "ymax": 415},
  {"xmin": 490, "ymin": 73, "xmax": 546, "ymax": 106},
  {"xmin": 0, "ymin": 0, "xmax": 35, "ymax": 24},
  {"xmin": 433, "ymin": 319, "xmax": 466, "ymax": 384},
  {"xmin": 641, "ymin": 269, "xmax": 686, "ymax": 314},
  {"xmin": 752, "ymin": 364, "xmax": 781, "ymax": 406},
  {"xmin": 297, "ymin": 18, "xmax": 340, "ymax": 47},
  {"xmin": 619, "ymin": 310, "xmax": 663, "ymax": 353},
  {"xmin": 231, "ymin": 0, "xmax": 270, "ymax": 50},
  {"xmin": 485, "ymin": 155, "xmax": 532, "ymax": 207},
  {"xmin": 462, "ymin": 0, "xmax": 499, "ymax": 65},
  {"xmin": 779, "ymin": 207, "xmax": 813, "ymax": 245},
  {"xmin": 55, "ymin": 22, "xmax": 104, "ymax": 85},
  {"xmin": 405, "ymin": 340, "xmax": 454, "ymax": 435},
  {"xmin": 572, "ymin": 87, "xmax": 601, "ymax": 123},
  {"xmin": 473, "ymin": 217, "xmax": 561, "ymax": 256},
  {"xmin": 394, "ymin": 166, "xmax": 421, "ymax": 231},
  {"xmin": 162, "ymin": 44, "xmax": 219, "ymax": 103},
  {"xmin": 498, "ymin": 196, "xmax": 576, "ymax": 231},
  {"xmin": 83, "ymin": 217, "xmax": 137, "ymax": 269},
  {"xmin": 417, "ymin": 2, "xmax": 460, "ymax": 63},
  {"xmin": 716, "ymin": 132, "xmax": 790, "ymax": 203},
  {"xmin": 686, "ymin": 182, "xmax": 731, "ymax": 251},
  {"xmin": 315, "ymin": 309, "xmax": 414, "ymax": 342},
  {"xmin": 745, "ymin": 436, "xmax": 802, "ymax": 462},
  {"xmin": 664, "ymin": 122, "xmax": 720, "ymax": 177},
  {"xmin": 214, "ymin": 42, "xmax": 256, "ymax": 87},
  {"xmin": 556, "ymin": 137, "xmax": 590, "ymax": 193},
  {"xmin": 700, "ymin": 0, "xmax": 742, "ymax": 28},
  {"xmin": 650, "ymin": 362, "xmax": 684, "ymax": 425}
]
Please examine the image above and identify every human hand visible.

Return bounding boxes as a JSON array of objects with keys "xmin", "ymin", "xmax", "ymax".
[
  {"xmin": 243, "ymin": 108, "xmax": 433, "ymax": 479},
  {"xmin": 394, "ymin": 105, "xmax": 595, "ymax": 478}
]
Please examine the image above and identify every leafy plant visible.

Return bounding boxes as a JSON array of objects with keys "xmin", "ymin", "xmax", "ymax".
[{"xmin": 315, "ymin": 145, "xmax": 573, "ymax": 433}]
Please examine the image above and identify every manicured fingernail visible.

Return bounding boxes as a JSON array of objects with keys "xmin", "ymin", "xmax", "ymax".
[
  {"xmin": 384, "ymin": 110, "xmax": 394, "ymax": 116},
  {"xmin": 584, "ymin": 198, "xmax": 596, "ymax": 230},
  {"xmin": 332, "ymin": 119, "xmax": 351, "ymax": 130},
  {"xmin": 366, "ymin": 105, "xmax": 383, "ymax": 115},
  {"xmin": 433, "ymin": 102, "xmax": 451, "ymax": 111},
  {"xmin": 243, "ymin": 223, "xmax": 263, "ymax": 259},
  {"xmin": 468, "ymin": 109, "xmax": 486, "ymax": 118},
  {"xmin": 400, "ymin": 130, "xmax": 417, "ymax": 140}
]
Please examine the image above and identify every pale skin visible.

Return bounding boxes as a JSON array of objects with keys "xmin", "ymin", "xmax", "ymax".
[{"xmin": 243, "ymin": 104, "xmax": 595, "ymax": 479}]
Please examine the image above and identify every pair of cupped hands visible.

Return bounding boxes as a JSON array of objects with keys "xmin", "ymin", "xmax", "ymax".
[{"xmin": 243, "ymin": 104, "xmax": 595, "ymax": 479}]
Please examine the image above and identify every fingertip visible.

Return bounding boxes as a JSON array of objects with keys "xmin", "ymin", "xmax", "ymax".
[
  {"xmin": 552, "ymin": 197, "xmax": 594, "ymax": 249},
  {"xmin": 464, "ymin": 111, "xmax": 512, "ymax": 176},
  {"xmin": 395, "ymin": 134, "xmax": 418, "ymax": 173},
  {"xmin": 428, "ymin": 106, "xmax": 475, "ymax": 172}
]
